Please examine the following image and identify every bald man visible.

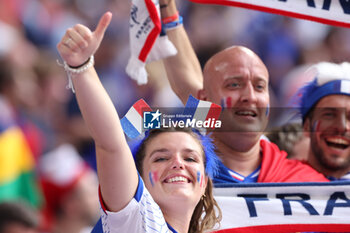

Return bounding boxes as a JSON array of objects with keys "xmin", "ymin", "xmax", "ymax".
[{"xmin": 160, "ymin": 0, "xmax": 328, "ymax": 183}]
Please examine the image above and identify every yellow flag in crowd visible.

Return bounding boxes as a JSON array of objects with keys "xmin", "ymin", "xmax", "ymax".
[{"xmin": 0, "ymin": 125, "xmax": 42, "ymax": 208}]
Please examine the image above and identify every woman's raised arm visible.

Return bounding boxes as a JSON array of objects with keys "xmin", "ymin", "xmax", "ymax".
[{"xmin": 57, "ymin": 12, "xmax": 139, "ymax": 212}]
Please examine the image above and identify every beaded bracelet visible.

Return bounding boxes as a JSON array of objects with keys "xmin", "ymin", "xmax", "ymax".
[
  {"xmin": 59, "ymin": 55, "xmax": 94, "ymax": 93},
  {"xmin": 162, "ymin": 15, "xmax": 183, "ymax": 31},
  {"xmin": 63, "ymin": 55, "xmax": 94, "ymax": 74}
]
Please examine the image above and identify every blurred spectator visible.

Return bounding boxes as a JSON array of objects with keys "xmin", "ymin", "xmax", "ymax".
[
  {"xmin": 324, "ymin": 27, "xmax": 350, "ymax": 63},
  {"xmin": 0, "ymin": 59, "xmax": 42, "ymax": 208},
  {"xmin": 0, "ymin": 201, "xmax": 39, "ymax": 233},
  {"xmin": 29, "ymin": 50, "xmax": 71, "ymax": 154},
  {"xmin": 235, "ymin": 14, "xmax": 300, "ymax": 97},
  {"xmin": 266, "ymin": 123, "xmax": 309, "ymax": 161},
  {"xmin": 39, "ymin": 144, "xmax": 99, "ymax": 233}
]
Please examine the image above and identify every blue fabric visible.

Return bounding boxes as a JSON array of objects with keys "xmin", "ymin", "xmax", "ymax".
[
  {"xmin": 91, "ymin": 218, "xmax": 102, "ymax": 233},
  {"xmin": 183, "ymin": 95, "xmax": 198, "ymax": 119},
  {"xmin": 328, "ymin": 172, "xmax": 350, "ymax": 182},
  {"xmin": 120, "ymin": 116, "xmax": 141, "ymax": 139},
  {"xmin": 213, "ymin": 160, "xmax": 260, "ymax": 184},
  {"xmin": 300, "ymin": 79, "xmax": 350, "ymax": 120},
  {"xmin": 228, "ymin": 167, "xmax": 260, "ymax": 183},
  {"xmin": 134, "ymin": 174, "xmax": 144, "ymax": 202},
  {"xmin": 166, "ymin": 223, "xmax": 178, "ymax": 233}
]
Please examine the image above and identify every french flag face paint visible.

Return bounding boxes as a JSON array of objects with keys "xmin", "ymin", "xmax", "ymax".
[
  {"xmin": 197, "ymin": 171, "xmax": 204, "ymax": 187},
  {"xmin": 149, "ymin": 171, "xmax": 158, "ymax": 187},
  {"xmin": 265, "ymin": 104, "xmax": 270, "ymax": 116},
  {"xmin": 221, "ymin": 97, "xmax": 232, "ymax": 110},
  {"xmin": 312, "ymin": 120, "xmax": 321, "ymax": 132}
]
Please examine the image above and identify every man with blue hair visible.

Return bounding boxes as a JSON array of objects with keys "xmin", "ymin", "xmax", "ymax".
[{"xmin": 298, "ymin": 62, "xmax": 350, "ymax": 181}]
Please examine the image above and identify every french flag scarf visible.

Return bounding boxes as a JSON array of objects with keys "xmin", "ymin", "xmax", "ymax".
[
  {"xmin": 126, "ymin": 0, "xmax": 177, "ymax": 85},
  {"xmin": 212, "ymin": 181, "xmax": 350, "ymax": 232}
]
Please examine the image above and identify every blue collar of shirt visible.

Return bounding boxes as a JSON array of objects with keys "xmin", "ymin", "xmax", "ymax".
[
  {"xmin": 213, "ymin": 160, "xmax": 261, "ymax": 184},
  {"xmin": 328, "ymin": 172, "xmax": 350, "ymax": 181},
  {"xmin": 167, "ymin": 223, "xmax": 178, "ymax": 233}
]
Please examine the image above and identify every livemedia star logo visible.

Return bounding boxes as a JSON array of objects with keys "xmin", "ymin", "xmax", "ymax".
[{"xmin": 143, "ymin": 110, "xmax": 162, "ymax": 129}]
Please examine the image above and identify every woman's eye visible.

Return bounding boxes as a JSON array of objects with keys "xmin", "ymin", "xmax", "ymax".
[{"xmin": 185, "ymin": 157, "xmax": 197, "ymax": 162}]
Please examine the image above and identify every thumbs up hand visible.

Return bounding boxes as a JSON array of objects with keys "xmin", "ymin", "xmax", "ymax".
[{"xmin": 57, "ymin": 12, "xmax": 112, "ymax": 67}]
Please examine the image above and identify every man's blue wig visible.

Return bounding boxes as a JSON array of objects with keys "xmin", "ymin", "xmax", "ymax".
[{"xmin": 294, "ymin": 62, "xmax": 350, "ymax": 122}]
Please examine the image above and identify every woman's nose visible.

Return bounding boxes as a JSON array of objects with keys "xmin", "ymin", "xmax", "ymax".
[{"xmin": 171, "ymin": 155, "xmax": 184, "ymax": 169}]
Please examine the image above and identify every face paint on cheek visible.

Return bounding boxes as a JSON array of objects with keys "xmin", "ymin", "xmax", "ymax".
[
  {"xmin": 220, "ymin": 97, "xmax": 232, "ymax": 110},
  {"xmin": 312, "ymin": 120, "xmax": 321, "ymax": 132},
  {"xmin": 149, "ymin": 171, "xmax": 158, "ymax": 187},
  {"xmin": 149, "ymin": 172, "xmax": 154, "ymax": 186},
  {"xmin": 197, "ymin": 171, "xmax": 204, "ymax": 187},
  {"xmin": 265, "ymin": 104, "xmax": 269, "ymax": 116}
]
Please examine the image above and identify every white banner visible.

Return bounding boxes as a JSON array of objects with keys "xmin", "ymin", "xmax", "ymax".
[
  {"xmin": 212, "ymin": 182, "xmax": 350, "ymax": 232},
  {"xmin": 190, "ymin": 0, "xmax": 350, "ymax": 28}
]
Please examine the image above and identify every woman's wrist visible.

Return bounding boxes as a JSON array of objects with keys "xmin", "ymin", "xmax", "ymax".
[
  {"xmin": 160, "ymin": 0, "xmax": 183, "ymax": 31},
  {"xmin": 160, "ymin": 0, "xmax": 178, "ymax": 18},
  {"xmin": 67, "ymin": 57, "xmax": 92, "ymax": 69},
  {"xmin": 63, "ymin": 55, "xmax": 95, "ymax": 74},
  {"xmin": 162, "ymin": 15, "xmax": 183, "ymax": 31},
  {"xmin": 58, "ymin": 55, "xmax": 95, "ymax": 93}
]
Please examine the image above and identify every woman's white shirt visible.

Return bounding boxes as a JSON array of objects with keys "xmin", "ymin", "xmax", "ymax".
[{"xmin": 100, "ymin": 177, "xmax": 177, "ymax": 233}]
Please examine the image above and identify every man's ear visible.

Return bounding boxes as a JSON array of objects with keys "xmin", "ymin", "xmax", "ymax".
[{"xmin": 198, "ymin": 89, "xmax": 207, "ymax": 101}]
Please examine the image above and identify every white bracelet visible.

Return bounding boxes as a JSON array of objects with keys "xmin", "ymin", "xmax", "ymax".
[
  {"xmin": 58, "ymin": 55, "xmax": 94, "ymax": 93},
  {"xmin": 63, "ymin": 55, "xmax": 94, "ymax": 74}
]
